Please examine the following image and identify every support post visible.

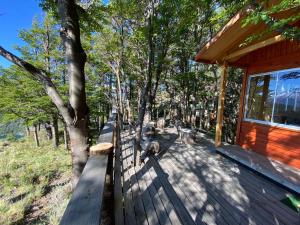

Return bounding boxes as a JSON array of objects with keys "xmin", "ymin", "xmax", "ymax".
[
  {"xmin": 215, "ymin": 62, "xmax": 228, "ymax": 147},
  {"xmin": 235, "ymin": 69, "xmax": 248, "ymax": 145}
]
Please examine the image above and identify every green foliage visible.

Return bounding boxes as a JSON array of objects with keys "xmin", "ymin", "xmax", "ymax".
[
  {"xmin": 0, "ymin": 66, "xmax": 53, "ymax": 125},
  {"xmin": 243, "ymin": 0, "xmax": 300, "ymax": 40},
  {"xmin": 0, "ymin": 137, "xmax": 71, "ymax": 225},
  {"xmin": 39, "ymin": 0, "xmax": 107, "ymax": 33}
]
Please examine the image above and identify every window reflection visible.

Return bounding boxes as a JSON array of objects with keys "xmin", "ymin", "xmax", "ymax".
[
  {"xmin": 246, "ymin": 74, "xmax": 276, "ymax": 122},
  {"xmin": 273, "ymin": 70, "xmax": 300, "ymax": 126},
  {"xmin": 245, "ymin": 68, "xmax": 300, "ymax": 128}
]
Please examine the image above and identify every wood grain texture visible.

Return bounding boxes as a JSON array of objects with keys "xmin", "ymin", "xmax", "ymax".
[
  {"xmin": 60, "ymin": 155, "xmax": 108, "ymax": 225},
  {"xmin": 60, "ymin": 119, "xmax": 115, "ymax": 225},
  {"xmin": 236, "ymin": 40, "xmax": 300, "ymax": 70},
  {"xmin": 238, "ymin": 121, "xmax": 300, "ymax": 169},
  {"xmin": 224, "ymin": 35, "xmax": 285, "ymax": 61},
  {"xmin": 114, "ymin": 125, "xmax": 125, "ymax": 225},
  {"xmin": 215, "ymin": 63, "xmax": 228, "ymax": 147}
]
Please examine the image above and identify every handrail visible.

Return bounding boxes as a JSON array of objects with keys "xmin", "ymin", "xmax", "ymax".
[{"xmin": 59, "ymin": 117, "xmax": 116, "ymax": 225}]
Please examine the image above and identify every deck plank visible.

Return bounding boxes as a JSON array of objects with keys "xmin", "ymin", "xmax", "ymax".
[
  {"xmin": 158, "ymin": 134, "xmax": 299, "ymax": 225},
  {"xmin": 158, "ymin": 156, "xmax": 233, "ymax": 225},
  {"xmin": 123, "ymin": 137, "xmax": 148, "ymax": 225},
  {"xmin": 141, "ymin": 161, "xmax": 173, "ymax": 225},
  {"xmin": 118, "ymin": 128, "xmax": 299, "ymax": 225},
  {"xmin": 163, "ymin": 148, "xmax": 290, "ymax": 225},
  {"xmin": 121, "ymin": 134, "xmax": 138, "ymax": 225},
  {"xmin": 147, "ymin": 163, "xmax": 183, "ymax": 225},
  {"xmin": 161, "ymin": 155, "xmax": 270, "ymax": 225},
  {"xmin": 134, "ymin": 162, "xmax": 160, "ymax": 225},
  {"xmin": 149, "ymin": 157, "xmax": 196, "ymax": 225}
]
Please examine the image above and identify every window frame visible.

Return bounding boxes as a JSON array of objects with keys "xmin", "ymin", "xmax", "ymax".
[{"xmin": 243, "ymin": 67, "xmax": 300, "ymax": 131}]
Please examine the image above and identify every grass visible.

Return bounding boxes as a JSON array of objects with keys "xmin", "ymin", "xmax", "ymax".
[{"xmin": 0, "ymin": 135, "xmax": 72, "ymax": 225}]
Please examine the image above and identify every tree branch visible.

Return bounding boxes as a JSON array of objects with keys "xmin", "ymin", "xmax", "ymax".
[{"xmin": 0, "ymin": 46, "xmax": 73, "ymax": 124}]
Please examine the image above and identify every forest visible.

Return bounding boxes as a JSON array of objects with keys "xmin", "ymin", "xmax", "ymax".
[{"xmin": 0, "ymin": 0, "xmax": 299, "ymax": 224}]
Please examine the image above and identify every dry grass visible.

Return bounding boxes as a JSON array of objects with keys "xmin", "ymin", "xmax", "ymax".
[{"xmin": 0, "ymin": 136, "xmax": 72, "ymax": 225}]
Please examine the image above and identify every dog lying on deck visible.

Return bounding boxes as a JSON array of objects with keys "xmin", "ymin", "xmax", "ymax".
[{"xmin": 140, "ymin": 140, "xmax": 160, "ymax": 163}]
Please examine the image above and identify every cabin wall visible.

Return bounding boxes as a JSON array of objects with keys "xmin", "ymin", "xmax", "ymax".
[{"xmin": 236, "ymin": 40, "xmax": 300, "ymax": 169}]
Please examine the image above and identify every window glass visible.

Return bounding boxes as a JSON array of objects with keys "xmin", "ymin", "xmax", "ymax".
[
  {"xmin": 273, "ymin": 69, "xmax": 300, "ymax": 126},
  {"xmin": 246, "ymin": 74, "xmax": 277, "ymax": 122}
]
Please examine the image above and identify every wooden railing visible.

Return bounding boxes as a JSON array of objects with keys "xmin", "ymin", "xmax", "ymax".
[{"xmin": 60, "ymin": 115, "xmax": 121, "ymax": 225}]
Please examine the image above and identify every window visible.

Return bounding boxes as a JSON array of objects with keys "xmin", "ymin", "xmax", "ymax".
[{"xmin": 245, "ymin": 68, "xmax": 300, "ymax": 129}]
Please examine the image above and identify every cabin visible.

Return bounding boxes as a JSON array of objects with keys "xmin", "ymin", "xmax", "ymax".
[{"xmin": 195, "ymin": 4, "xmax": 300, "ymax": 170}]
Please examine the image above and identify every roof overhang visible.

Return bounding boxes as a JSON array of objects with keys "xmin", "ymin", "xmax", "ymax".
[{"xmin": 195, "ymin": 2, "xmax": 300, "ymax": 67}]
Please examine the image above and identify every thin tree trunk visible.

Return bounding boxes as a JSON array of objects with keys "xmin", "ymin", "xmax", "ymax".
[
  {"xmin": 26, "ymin": 126, "xmax": 30, "ymax": 137},
  {"xmin": 63, "ymin": 122, "xmax": 69, "ymax": 150},
  {"xmin": 44, "ymin": 122, "xmax": 53, "ymax": 140},
  {"xmin": 51, "ymin": 115, "xmax": 59, "ymax": 148},
  {"xmin": 115, "ymin": 70, "xmax": 123, "ymax": 129},
  {"xmin": 134, "ymin": 12, "xmax": 154, "ymax": 166},
  {"xmin": 34, "ymin": 125, "xmax": 40, "ymax": 147},
  {"xmin": 125, "ymin": 83, "xmax": 133, "ymax": 134}
]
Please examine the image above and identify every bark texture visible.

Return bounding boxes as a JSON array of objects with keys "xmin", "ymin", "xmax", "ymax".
[{"xmin": 57, "ymin": 0, "xmax": 89, "ymax": 186}]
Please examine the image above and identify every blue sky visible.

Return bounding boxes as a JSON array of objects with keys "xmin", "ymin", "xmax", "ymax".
[
  {"xmin": 0, "ymin": 0, "xmax": 43, "ymax": 68},
  {"xmin": 0, "ymin": 0, "xmax": 109, "ymax": 68}
]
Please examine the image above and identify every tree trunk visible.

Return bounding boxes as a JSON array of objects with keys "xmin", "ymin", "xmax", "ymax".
[
  {"xmin": 26, "ymin": 126, "xmax": 30, "ymax": 137},
  {"xmin": 34, "ymin": 125, "xmax": 40, "ymax": 147},
  {"xmin": 68, "ymin": 121, "xmax": 89, "ymax": 185},
  {"xmin": 134, "ymin": 13, "xmax": 154, "ymax": 166},
  {"xmin": 44, "ymin": 122, "xmax": 53, "ymax": 140},
  {"xmin": 63, "ymin": 122, "xmax": 69, "ymax": 150},
  {"xmin": 51, "ymin": 116, "xmax": 59, "ymax": 148},
  {"xmin": 58, "ymin": 0, "xmax": 89, "ymax": 186},
  {"xmin": 115, "ymin": 69, "xmax": 123, "ymax": 118}
]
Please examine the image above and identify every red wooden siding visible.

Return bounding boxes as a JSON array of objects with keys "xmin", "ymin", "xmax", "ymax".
[
  {"xmin": 238, "ymin": 121, "xmax": 300, "ymax": 169},
  {"xmin": 236, "ymin": 40, "xmax": 300, "ymax": 169},
  {"xmin": 236, "ymin": 40, "xmax": 300, "ymax": 72}
]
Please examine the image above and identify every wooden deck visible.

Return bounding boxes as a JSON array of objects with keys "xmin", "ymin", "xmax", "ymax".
[
  {"xmin": 116, "ymin": 128, "xmax": 300, "ymax": 225},
  {"xmin": 217, "ymin": 142, "xmax": 300, "ymax": 194}
]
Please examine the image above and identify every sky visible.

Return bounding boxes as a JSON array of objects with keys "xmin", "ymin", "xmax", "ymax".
[
  {"xmin": 0, "ymin": 0, "xmax": 43, "ymax": 68},
  {"xmin": 0, "ymin": 0, "xmax": 109, "ymax": 68}
]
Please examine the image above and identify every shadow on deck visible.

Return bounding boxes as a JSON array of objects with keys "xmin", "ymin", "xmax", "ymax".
[{"xmin": 116, "ymin": 127, "xmax": 300, "ymax": 225}]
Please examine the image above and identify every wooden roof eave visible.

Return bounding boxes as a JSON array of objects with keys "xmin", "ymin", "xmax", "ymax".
[
  {"xmin": 195, "ymin": 3, "xmax": 300, "ymax": 66},
  {"xmin": 194, "ymin": 9, "xmax": 247, "ymax": 62}
]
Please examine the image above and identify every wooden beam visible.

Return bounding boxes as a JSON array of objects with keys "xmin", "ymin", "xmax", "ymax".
[
  {"xmin": 215, "ymin": 63, "xmax": 228, "ymax": 147},
  {"xmin": 223, "ymin": 35, "xmax": 285, "ymax": 61}
]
